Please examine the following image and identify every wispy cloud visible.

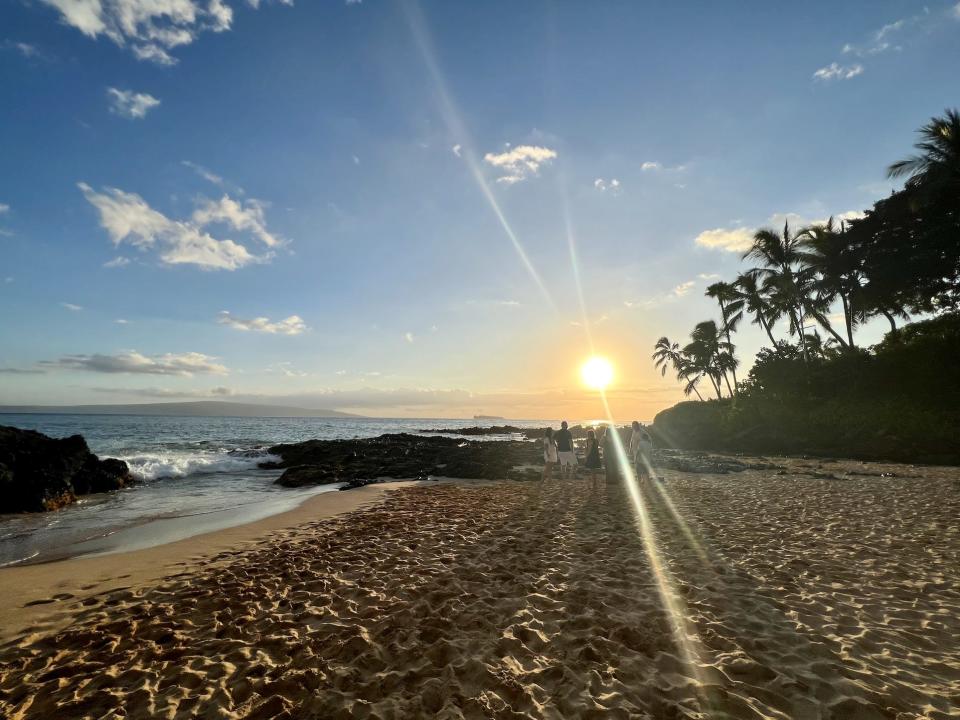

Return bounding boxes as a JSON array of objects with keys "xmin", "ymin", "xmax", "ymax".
[
  {"xmin": 483, "ymin": 144, "xmax": 557, "ymax": 185},
  {"xmin": 451, "ymin": 143, "xmax": 462, "ymax": 157},
  {"xmin": 641, "ymin": 161, "xmax": 661, "ymax": 171},
  {"xmin": 812, "ymin": 62, "xmax": 864, "ymax": 81},
  {"xmin": 0, "ymin": 204, "xmax": 9, "ymax": 214},
  {"xmin": 404, "ymin": 332, "xmax": 415, "ymax": 344},
  {"xmin": 594, "ymin": 178, "xmax": 621, "ymax": 193},
  {"xmin": 192, "ymin": 196, "xmax": 282, "ymax": 248},
  {"xmin": 181, "ymin": 160, "xmax": 224, "ymax": 187},
  {"xmin": 38, "ymin": 0, "xmax": 289, "ymax": 65},
  {"xmin": 217, "ymin": 311, "xmax": 307, "ymax": 335},
  {"xmin": 61, "ymin": 302, "xmax": 83, "ymax": 311},
  {"xmin": 106, "ymin": 87, "xmax": 160, "ymax": 119},
  {"xmin": 79, "ymin": 182, "xmax": 280, "ymax": 271},
  {"xmin": 39, "ymin": 351, "xmax": 228, "ymax": 376},
  {"xmin": 92, "ymin": 385, "xmax": 233, "ymax": 398},
  {"xmin": 103, "ymin": 256, "xmax": 131, "ymax": 268}
]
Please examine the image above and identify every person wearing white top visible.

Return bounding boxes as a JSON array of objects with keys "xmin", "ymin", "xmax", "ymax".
[
  {"xmin": 629, "ymin": 421, "xmax": 653, "ymax": 482},
  {"xmin": 541, "ymin": 427, "xmax": 558, "ymax": 482}
]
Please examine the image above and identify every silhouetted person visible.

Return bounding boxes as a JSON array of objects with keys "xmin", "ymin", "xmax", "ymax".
[
  {"xmin": 584, "ymin": 428, "xmax": 601, "ymax": 488},
  {"xmin": 555, "ymin": 420, "xmax": 576, "ymax": 478}
]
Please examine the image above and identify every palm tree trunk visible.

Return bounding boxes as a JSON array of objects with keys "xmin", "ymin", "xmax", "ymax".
[
  {"xmin": 759, "ymin": 314, "xmax": 777, "ymax": 346},
  {"xmin": 816, "ymin": 312, "xmax": 849, "ymax": 348},
  {"xmin": 719, "ymin": 299, "xmax": 739, "ymax": 396},
  {"xmin": 707, "ymin": 373, "xmax": 722, "ymax": 400},
  {"xmin": 717, "ymin": 356, "xmax": 734, "ymax": 397},
  {"xmin": 882, "ymin": 310, "xmax": 898, "ymax": 333},
  {"xmin": 841, "ymin": 294, "xmax": 855, "ymax": 348}
]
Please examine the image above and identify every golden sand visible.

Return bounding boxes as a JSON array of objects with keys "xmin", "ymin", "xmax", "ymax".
[{"xmin": 1, "ymin": 460, "xmax": 958, "ymax": 719}]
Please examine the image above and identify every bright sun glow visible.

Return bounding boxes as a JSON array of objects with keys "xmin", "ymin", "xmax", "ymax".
[{"xmin": 581, "ymin": 356, "xmax": 614, "ymax": 390}]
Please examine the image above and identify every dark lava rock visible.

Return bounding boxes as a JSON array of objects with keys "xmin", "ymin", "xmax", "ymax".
[
  {"xmin": 268, "ymin": 433, "xmax": 541, "ymax": 489},
  {"xmin": 0, "ymin": 425, "xmax": 134, "ymax": 513}
]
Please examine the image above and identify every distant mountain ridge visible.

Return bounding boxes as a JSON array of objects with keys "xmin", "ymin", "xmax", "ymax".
[{"xmin": 0, "ymin": 401, "xmax": 360, "ymax": 418}]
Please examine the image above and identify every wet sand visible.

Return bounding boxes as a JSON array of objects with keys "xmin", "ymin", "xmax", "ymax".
[{"xmin": 1, "ymin": 460, "xmax": 958, "ymax": 719}]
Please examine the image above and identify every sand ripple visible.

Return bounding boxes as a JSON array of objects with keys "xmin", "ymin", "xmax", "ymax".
[{"xmin": 1, "ymin": 459, "xmax": 958, "ymax": 719}]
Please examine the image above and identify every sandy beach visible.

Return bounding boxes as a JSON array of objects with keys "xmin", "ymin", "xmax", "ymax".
[{"xmin": 1, "ymin": 459, "xmax": 958, "ymax": 719}]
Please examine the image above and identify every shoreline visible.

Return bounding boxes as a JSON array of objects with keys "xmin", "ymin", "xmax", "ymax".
[{"xmin": 0, "ymin": 480, "xmax": 423, "ymax": 643}]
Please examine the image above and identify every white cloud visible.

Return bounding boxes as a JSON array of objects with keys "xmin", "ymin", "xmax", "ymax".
[
  {"xmin": 79, "ymin": 182, "xmax": 281, "ymax": 271},
  {"xmin": 672, "ymin": 280, "xmax": 695, "ymax": 297},
  {"xmin": 38, "ymin": 0, "xmax": 288, "ymax": 65},
  {"xmin": 694, "ymin": 227, "xmax": 755, "ymax": 252},
  {"xmin": 192, "ymin": 195, "xmax": 281, "ymax": 247},
  {"xmin": 698, "ymin": 273, "xmax": 721, "ymax": 280},
  {"xmin": 103, "ymin": 256, "xmax": 131, "ymax": 268},
  {"xmin": 62, "ymin": 302, "xmax": 83, "ymax": 311},
  {"xmin": 404, "ymin": 332, "xmax": 414, "ymax": 344},
  {"xmin": 106, "ymin": 87, "xmax": 160, "ymax": 119},
  {"xmin": 40, "ymin": 350, "xmax": 227, "ymax": 376},
  {"xmin": 954, "ymin": 2, "xmax": 960, "ymax": 19},
  {"xmin": 181, "ymin": 160, "xmax": 224, "ymax": 186},
  {"xmin": 452, "ymin": 144, "xmax": 462, "ymax": 157},
  {"xmin": 115, "ymin": 318, "xmax": 131, "ymax": 324},
  {"xmin": 483, "ymin": 144, "xmax": 557, "ymax": 184},
  {"xmin": 0, "ymin": 204, "xmax": 9, "ymax": 214},
  {"xmin": 217, "ymin": 311, "xmax": 307, "ymax": 335},
  {"xmin": 696, "ymin": 210, "xmax": 866, "ymax": 253},
  {"xmin": 813, "ymin": 62, "xmax": 864, "ymax": 81},
  {"xmin": 594, "ymin": 178, "xmax": 621, "ymax": 193},
  {"xmin": 641, "ymin": 161, "xmax": 662, "ymax": 171}
]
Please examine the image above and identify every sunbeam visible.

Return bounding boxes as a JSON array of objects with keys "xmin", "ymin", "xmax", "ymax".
[
  {"xmin": 561, "ymin": 182, "xmax": 594, "ymax": 350},
  {"xmin": 599, "ymin": 392, "xmax": 713, "ymax": 705},
  {"xmin": 402, "ymin": 0, "xmax": 556, "ymax": 311}
]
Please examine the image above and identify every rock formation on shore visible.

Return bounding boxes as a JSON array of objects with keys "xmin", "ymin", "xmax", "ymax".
[
  {"xmin": 0, "ymin": 426, "xmax": 134, "ymax": 513},
  {"xmin": 265, "ymin": 433, "xmax": 543, "ymax": 488}
]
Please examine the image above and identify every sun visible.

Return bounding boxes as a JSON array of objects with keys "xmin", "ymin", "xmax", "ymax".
[{"xmin": 581, "ymin": 356, "xmax": 614, "ymax": 390}]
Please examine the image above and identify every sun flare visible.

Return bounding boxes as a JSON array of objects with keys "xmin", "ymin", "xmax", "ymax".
[{"xmin": 581, "ymin": 356, "xmax": 614, "ymax": 390}]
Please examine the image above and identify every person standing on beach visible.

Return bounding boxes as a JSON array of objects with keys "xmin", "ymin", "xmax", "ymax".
[
  {"xmin": 555, "ymin": 421, "xmax": 576, "ymax": 478},
  {"xmin": 542, "ymin": 427, "xmax": 558, "ymax": 482},
  {"xmin": 629, "ymin": 421, "xmax": 653, "ymax": 483},
  {"xmin": 584, "ymin": 429, "xmax": 602, "ymax": 488}
]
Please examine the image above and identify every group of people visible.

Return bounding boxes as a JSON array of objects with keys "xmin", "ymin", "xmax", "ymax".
[{"xmin": 541, "ymin": 420, "xmax": 653, "ymax": 487}]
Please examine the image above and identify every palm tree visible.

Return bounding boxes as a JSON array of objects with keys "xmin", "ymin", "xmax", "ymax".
[
  {"xmin": 744, "ymin": 221, "xmax": 811, "ymax": 361},
  {"xmin": 705, "ymin": 281, "xmax": 742, "ymax": 394},
  {"xmin": 684, "ymin": 320, "xmax": 732, "ymax": 399},
  {"xmin": 888, "ymin": 108, "xmax": 960, "ymax": 207},
  {"xmin": 734, "ymin": 271, "xmax": 779, "ymax": 346},
  {"xmin": 797, "ymin": 218, "xmax": 862, "ymax": 349},
  {"xmin": 652, "ymin": 336, "xmax": 705, "ymax": 401}
]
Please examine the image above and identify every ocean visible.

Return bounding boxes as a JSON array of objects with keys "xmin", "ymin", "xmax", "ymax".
[{"xmin": 0, "ymin": 414, "xmax": 549, "ymax": 567}]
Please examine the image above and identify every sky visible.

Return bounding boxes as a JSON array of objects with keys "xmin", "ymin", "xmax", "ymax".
[{"xmin": 1, "ymin": 0, "xmax": 958, "ymax": 420}]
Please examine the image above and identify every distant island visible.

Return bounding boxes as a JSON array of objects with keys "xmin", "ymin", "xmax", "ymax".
[
  {"xmin": 0, "ymin": 401, "xmax": 360, "ymax": 418},
  {"xmin": 473, "ymin": 414, "xmax": 505, "ymax": 420}
]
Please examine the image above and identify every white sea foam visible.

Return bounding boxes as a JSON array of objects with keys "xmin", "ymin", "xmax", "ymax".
[{"xmin": 117, "ymin": 451, "xmax": 278, "ymax": 481}]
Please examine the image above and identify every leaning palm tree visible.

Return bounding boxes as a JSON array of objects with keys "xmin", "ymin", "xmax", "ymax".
[
  {"xmin": 797, "ymin": 218, "xmax": 862, "ymax": 349},
  {"xmin": 744, "ymin": 222, "xmax": 810, "ymax": 361},
  {"xmin": 734, "ymin": 271, "xmax": 779, "ymax": 346},
  {"xmin": 652, "ymin": 336, "xmax": 704, "ymax": 401},
  {"xmin": 888, "ymin": 108, "xmax": 960, "ymax": 206},
  {"xmin": 705, "ymin": 281, "xmax": 742, "ymax": 395}
]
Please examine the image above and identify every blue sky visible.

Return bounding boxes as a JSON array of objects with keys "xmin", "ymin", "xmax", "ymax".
[{"xmin": 1, "ymin": 0, "xmax": 958, "ymax": 418}]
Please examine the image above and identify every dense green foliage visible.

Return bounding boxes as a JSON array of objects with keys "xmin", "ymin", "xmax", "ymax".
[{"xmin": 651, "ymin": 110, "xmax": 960, "ymax": 463}]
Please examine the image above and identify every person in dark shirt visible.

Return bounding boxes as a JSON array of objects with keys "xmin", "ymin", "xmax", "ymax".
[{"xmin": 555, "ymin": 420, "xmax": 576, "ymax": 478}]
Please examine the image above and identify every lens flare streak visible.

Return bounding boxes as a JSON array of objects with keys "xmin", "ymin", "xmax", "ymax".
[
  {"xmin": 403, "ymin": 1, "xmax": 555, "ymax": 311},
  {"xmin": 600, "ymin": 392, "xmax": 711, "ymax": 696}
]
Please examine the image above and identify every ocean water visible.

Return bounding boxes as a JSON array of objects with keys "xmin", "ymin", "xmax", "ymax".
[{"xmin": 0, "ymin": 415, "xmax": 548, "ymax": 567}]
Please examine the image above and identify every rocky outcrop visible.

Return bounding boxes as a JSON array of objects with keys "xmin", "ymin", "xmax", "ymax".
[
  {"xmin": 266, "ymin": 433, "xmax": 541, "ymax": 489},
  {"xmin": 0, "ymin": 426, "xmax": 134, "ymax": 513}
]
